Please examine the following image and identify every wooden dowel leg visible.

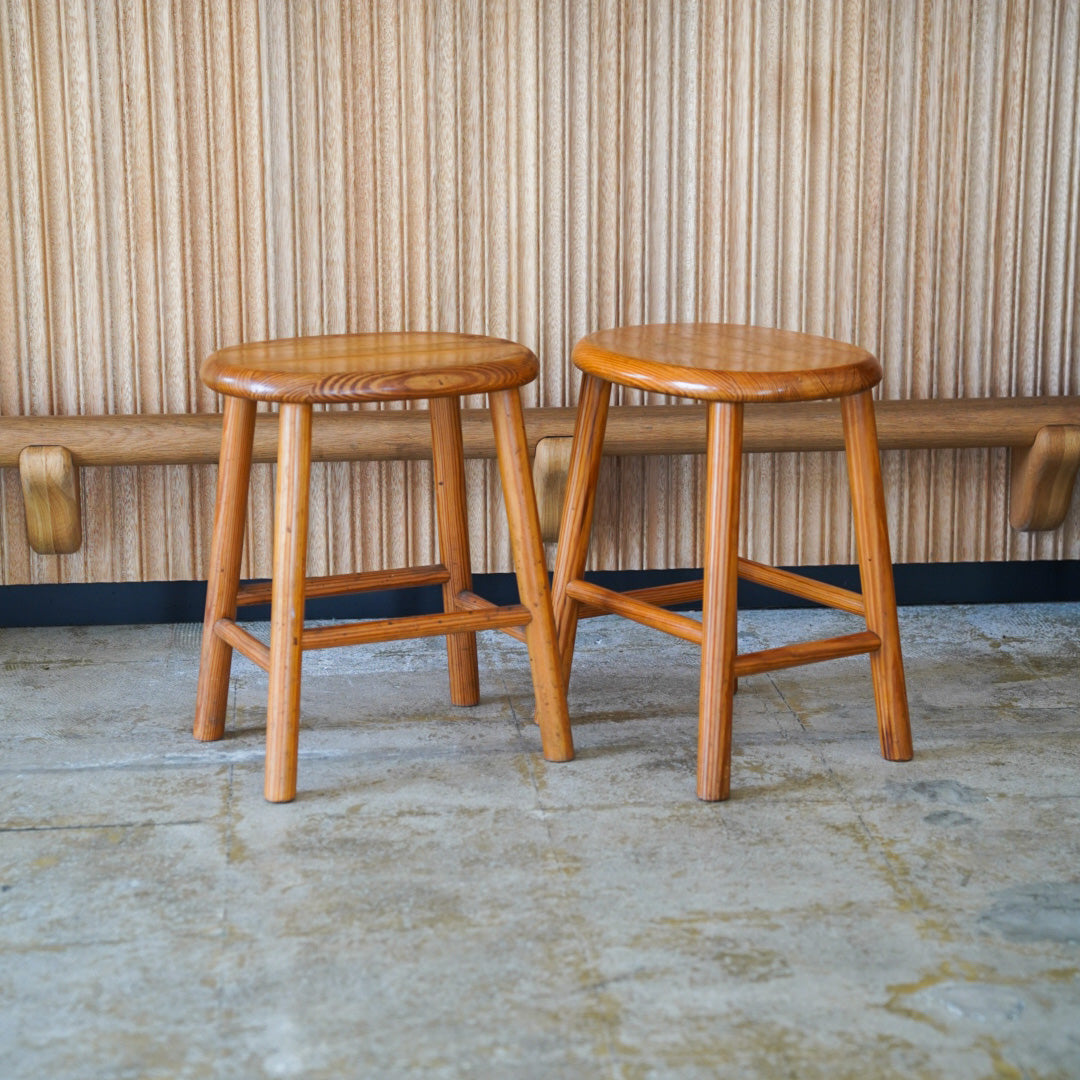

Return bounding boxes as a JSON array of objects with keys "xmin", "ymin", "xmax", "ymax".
[
  {"xmin": 430, "ymin": 396, "xmax": 481, "ymax": 706},
  {"xmin": 489, "ymin": 388, "xmax": 574, "ymax": 763},
  {"xmin": 194, "ymin": 395, "xmax": 256, "ymax": 742},
  {"xmin": 265, "ymin": 404, "xmax": 313, "ymax": 802},
  {"xmin": 550, "ymin": 373, "xmax": 612, "ymax": 686},
  {"xmin": 842, "ymin": 390, "xmax": 913, "ymax": 762},
  {"xmin": 697, "ymin": 402, "xmax": 743, "ymax": 802}
]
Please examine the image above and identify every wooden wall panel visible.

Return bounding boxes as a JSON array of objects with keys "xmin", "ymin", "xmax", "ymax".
[{"xmin": 1, "ymin": 0, "xmax": 1078, "ymax": 586}]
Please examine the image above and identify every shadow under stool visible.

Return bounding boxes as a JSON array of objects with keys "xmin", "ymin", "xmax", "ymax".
[
  {"xmin": 550, "ymin": 323, "xmax": 913, "ymax": 801},
  {"xmin": 194, "ymin": 331, "xmax": 574, "ymax": 802}
]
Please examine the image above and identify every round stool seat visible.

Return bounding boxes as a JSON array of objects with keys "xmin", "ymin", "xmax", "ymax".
[
  {"xmin": 202, "ymin": 331, "xmax": 538, "ymax": 404},
  {"xmin": 573, "ymin": 323, "xmax": 881, "ymax": 402}
]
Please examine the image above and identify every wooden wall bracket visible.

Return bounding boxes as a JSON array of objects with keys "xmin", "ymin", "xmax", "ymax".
[
  {"xmin": 1009, "ymin": 425, "xmax": 1080, "ymax": 531},
  {"xmin": 18, "ymin": 445, "xmax": 83, "ymax": 554},
  {"xmin": 532, "ymin": 436, "xmax": 575, "ymax": 542}
]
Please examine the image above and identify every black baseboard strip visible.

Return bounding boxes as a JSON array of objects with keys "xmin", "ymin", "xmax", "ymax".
[{"xmin": 1, "ymin": 561, "xmax": 1078, "ymax": 628}]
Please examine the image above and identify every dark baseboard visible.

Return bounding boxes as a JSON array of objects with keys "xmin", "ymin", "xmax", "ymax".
[{"xmin": 1, "ymin": 560, "xmax": 1078, "ymax": 628}]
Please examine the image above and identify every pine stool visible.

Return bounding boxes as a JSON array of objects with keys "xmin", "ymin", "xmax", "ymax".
[
  {"xmin": 194, "ymin": 332, "xmax": 573, "ymax": 802},
  {"xmin": 551, "ymin": 324, "xmax": 912, "ymax": 801}
]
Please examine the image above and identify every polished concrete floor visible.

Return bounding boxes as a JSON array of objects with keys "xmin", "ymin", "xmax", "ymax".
[{"xmin": 0, "ymin": 602, "xmax": 1078, "ymax": 1079}]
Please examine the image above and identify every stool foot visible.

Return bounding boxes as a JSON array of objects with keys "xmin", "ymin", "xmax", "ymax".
[
  {"xmin": 265, "ymin": 404, "xmax": 313, "ymax": 803},
  {"xmin": 697, "ymin": 402, "xmax": 743, "ymax": 802},
  {"xmin": 490, "ymin": 388, "xmax": 574, "ymax": 762},
  {"xmin": 195, "ymin": 396, "xmax": 256, "ymax": 742},
  {"xmin": 842, "ymin": 391, "xmax": 913, "ymax": 762},
  {"xmin": 430, "ymin": 397, "xmax": 480, "ymax": 706}
]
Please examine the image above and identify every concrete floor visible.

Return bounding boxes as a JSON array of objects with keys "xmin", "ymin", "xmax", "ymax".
[{"xmin": 0, "ymin": 602, "xmax": 1078, "ymax": 1079}]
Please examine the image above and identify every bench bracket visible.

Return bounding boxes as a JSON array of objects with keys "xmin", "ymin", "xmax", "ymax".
[
  {"xmin": 1009, "ymin": 425, "xmax": 1080, "ymax": 531},
  {"xmin": 18, "ymin": 445, "xmax": 83, "ymax": 554}
]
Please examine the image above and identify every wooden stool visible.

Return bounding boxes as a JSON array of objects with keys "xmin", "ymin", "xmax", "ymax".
[
  {"xmin": 551, "ymin": 324, "xmax": 913, "ymax": 801},
  {"xmin": 194, "ymin": 332, "xmax": 573, "ymax": 802}
]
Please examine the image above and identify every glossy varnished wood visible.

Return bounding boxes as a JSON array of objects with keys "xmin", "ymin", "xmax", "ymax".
[
  {"xmin": 552, "ymin": 325, "xmax": 913, "ymax": 802},
  {"xmin": 195, "ymin": 333, "xmax": 573, "ymax": 801},
  {"xmin": 265, "ymin": 403, "xmax": 313, "ymax": 802},
  {"xmin": 551, "ymin": 373, "xmax": 613, "ymax": 686},
  {"xmin": 489, "ymin": 388, "xmax": 574, "ymax": 762},
  {"xmin": 734, "ymin": 559, "xmax": 867, "ymax": 617},
  {"xmin": 201, "ymin": 332, "xmax": 539, "ymax": 403},
  {"xmin": 454, "ymin": 591, "xmax": 528, "ymax": 643},
  {"xmin": 697, "ymin": 402, "xmax": 743, "ymax": 801},
  {"xmin": 733, "ymin": 631, "xmax": 881, "ymax": 676},
  {"xmin": 213, "ymin": 618, "xmax": 271, "ymax": 671},
  {"xmin": 194, "ymin": 396, "xmax": 257, "ymax": 742},
  {"xmin": 842, "ymin": 391, "xmax": 913, "ymax": 762},
  {"xmin": 565, "ymin": 579, "xmax": 705, "ymax": 644},
  {"xmin": 569, "ymin": 561, "xmax": 866, "ymax": 621},
  {"xmin": 430, "ymin": 396, "xmax": 481, "ymax": 705},
  {"xmin": 300, "ymin": 606, "xmax": 531, "ymax": 650},
  {"xmin": 573, "ymin": 324, "xmax": 882, "ymax": 403},
  {"xmin": 236, "ymin": 565, "xmax": 452, "ymax": 607},
  {"xmin": 564, "ymin": 580, "xmax": 881, "ymax": 676}
]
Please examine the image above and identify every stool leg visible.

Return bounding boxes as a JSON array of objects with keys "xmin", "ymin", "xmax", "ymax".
[
  {"xmin": 698, "ymin": 401, "xmax": 743, "ymax": 801},
  {"xmin": 195, "ymin": 395, "xmax": 256, "ymax": 742},
  {"xmin": 489, "ymin": 387, "xmax": 574, "ymax": 762},
  {"xmin": 550, "ymin": 373, "xmax": 612, "ymax": 685},
  {"xmin": 842, "ymin": 390, "xmax": 913, "ymax": 761},
  {"xmin": 265, "ymin": 403, "xmax": 313, "ymax": 802},
  {"xmin": 430, "ymin": 396, "xmax": 480, "ymax": 705}
]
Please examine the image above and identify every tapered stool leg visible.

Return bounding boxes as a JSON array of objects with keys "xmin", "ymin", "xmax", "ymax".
[
  {"xmin": 550, "ymin": 373, "xmax": 612, "ymax": 685},
  {"xmin": 697, "ymin": 402, "xmax": 743, "ymax": 801},
  {"xmin": 841, "ymin": 390, "xmax": 913, "ymax": 761},
  {"xmin": 489, "ymin": 388, "xmax": 574, "ymax": 762},
  {"xmin": 195, "ymin": 395, "xmax": 257, "ymax": 742},
  {"xmin": 265, "ymin": 404, "xmax": 313, "ymax": 802},
  {"xmin": 430, "ymin": 396, "xmax": 481, "ymax": 706}
]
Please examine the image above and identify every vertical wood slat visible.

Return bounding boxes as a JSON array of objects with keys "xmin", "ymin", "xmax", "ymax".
[{"xmin": 1, "ymin": 1, "xmax": 1079, "ymax": 587}]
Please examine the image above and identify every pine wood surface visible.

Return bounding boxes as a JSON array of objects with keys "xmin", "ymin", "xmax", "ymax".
[
  {"xmin": 550, "ymin": 338, "xmax": 913, "ymax": 799},
  {"xmin": 264, "ymin": 403, "xmax": 313, "ymax": 802},
  {"xmin": 489, "ymin": 387, "xmax": 574, "ymax": 763},
  {"xmin": 193, "ymin": 396, "xmax": 256, "ymax": 743},
  {"xmin": 201, "ymin": 333, "xmax": 538, "ymax": 403},
  {"xmin": 564, "ymin": 578, "xmax": 706, "ymax": 645},
  {"xmin": 697, "ymin": 402, "xmax": 744, "ymax": 800},
  {"xmin": 732, "ymin": 631, "xmax": 881, "ymax": 677},
  {"xmin": 235, "ymin": 565, "xmax": 452, "ymax": 607},
  {"xmin": 299, "ymin": 606, "xmax": 531, "ymax": 651},
  {"xmin": 573, "ymin": 325, "xmax": 882, "ymax": 402},
  {"xmin": 430, "ymin": 396, "xmax": 481, "ymax": 706},
  {"xmin": 194, "ymin": 341, "xmax": 572, "ymax": 800},
  {"xmin": 552, "ymin": 374, "xmax": 613, "ymax": 685},
  {"xmin": 212, "ymin": 618, "xmax": 271, "ymax": 672},
  {"xmin": 841, "ymin": 391, "xmax": 914, "ymax": 762},
  {"xmin": 454, "ymin": 590, "xmax": 527, "ymax": 644}
]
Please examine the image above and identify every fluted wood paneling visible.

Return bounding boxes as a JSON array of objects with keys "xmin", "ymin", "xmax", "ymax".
[{"xmin": 1, "ymin": 0, "xmax": 1078, "ymax": 586}]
